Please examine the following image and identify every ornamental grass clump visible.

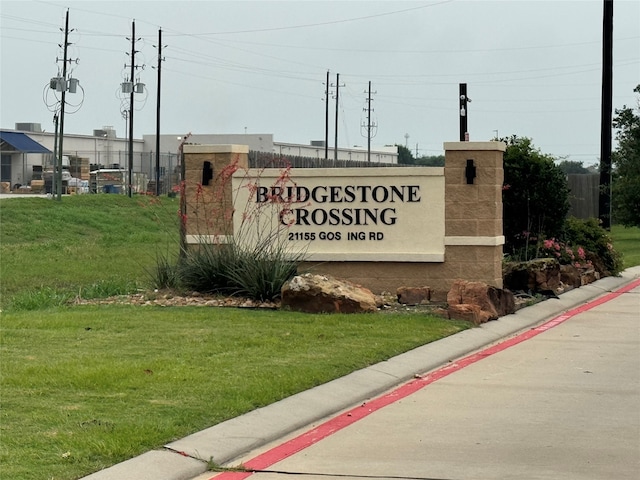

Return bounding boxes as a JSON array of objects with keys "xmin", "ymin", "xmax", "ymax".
[
  {"xmin": 153, "ymin": 157, "xmax": 306, "ymax": 301},
  {"xmin": 225, "ymin": 232, "xmax": 303, "ymax": 301}
]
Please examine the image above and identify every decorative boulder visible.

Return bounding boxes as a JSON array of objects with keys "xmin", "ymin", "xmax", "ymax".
[
  {"xmin": 397, "ymin": 286, "xmax": 431, "ymax": 305},
  {"xmin": 447, "ymin": 280, "xmax": 515, "ymax": 324},
  {"xmin": 281, "ymin": 273, "xmax": 378, "ymax": 314},
  {"xmin": 503, "ymin": 258, "xmax": 561, "ymax": 293},
  {"xmin": 560, "ymin": 264, "xmax": 582, "ymax": 289},
  {"xmin": 447, "ymin": 304, "xmax": 485, "ymax": 325}
]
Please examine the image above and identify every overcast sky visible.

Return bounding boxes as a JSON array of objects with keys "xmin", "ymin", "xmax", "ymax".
[{"xmin": 1, "ymin": 0, "xmax": 638, "ymax": 164}]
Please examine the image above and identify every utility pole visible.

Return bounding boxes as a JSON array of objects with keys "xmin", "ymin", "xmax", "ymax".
[
  {"xmin": 360, "ymin": 81, "xmax": 377, "ymax": 162},
  {"xmin": 362, "ymin": 81, "xmax": 377, "ymax": 163},
  {"xmin": 56, "ymin": 10, "xmax": 70, "ymax": 201},
  {"xmin": 47, "ymin": 9, "xmax": 80, "ymax": 201},
  {"xmin": 123, "ymin": 20, "xmax": 144, "ymax": 197},
  {"xmin": 128, "ymin": 21, "xmax": 136, "ymax": 197},
  {"xmin": 459, "ymin": 83, "xmax": 470, "ymax": 141},
  {"xmin": 154, "ymin": 28, "xmax": 166, "ymax": 196},
  {"xmin": 599, "ymin": 0, "xmax": 614, "ymax": 230},
  {"xmin": 324, "ymin": 70, "xmax": 329, "ymax": 160},
  {"xmin": 333, "ymin": 73, "xmax": 341, "ymax": 161}
]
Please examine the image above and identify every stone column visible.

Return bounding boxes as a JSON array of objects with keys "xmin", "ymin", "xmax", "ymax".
[
  {"xmin": 182, "ymin": 144, "xmax": 248, "ymax": 245},
  {"xmin": 443, "ymin": 141, "xmax": 506, "ymax": 288}
]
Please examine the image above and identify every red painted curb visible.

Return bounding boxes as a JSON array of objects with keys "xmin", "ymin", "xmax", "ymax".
[{"xmin": 211, "ymin": 279, "xmax": 640, "ymax": 479}]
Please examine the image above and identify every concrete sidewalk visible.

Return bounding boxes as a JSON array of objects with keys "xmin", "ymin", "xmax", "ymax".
[{"xmin": 81, "ymin": 267, "xmax": 640, "ymax": 480}]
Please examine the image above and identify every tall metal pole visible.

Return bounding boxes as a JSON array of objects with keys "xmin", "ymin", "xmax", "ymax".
[
  {"xmin": 334, "ymin": 73, "xmax": 339, "ymax": 162},
  {"xmin": 52, "ymin": 113, "xmax": 59, "ymax": 196},
  {"xmin": 324, "ymin": 70, "xmax": 329, "ymax": 160},
  {"xmin": 459, "ymin": 83, "xmax": 468, "ymax": 142},
  {"xmin": 367, "ymin": 81, "xmax": 372, "ymax": 163},
  {"xmin": 599, "ymin": 0, "xmax": 614, "ymax": 229},
  {"xmin": 155, "ymin": 28, "xmax": 162, "ymax": 196},
  {"xmin": 57, "ymin": 9, "xmax": 70, "ymax": 201},
  {"xmin": 128, "ymin": 20, "xmax": 135, "ymax": 197}
]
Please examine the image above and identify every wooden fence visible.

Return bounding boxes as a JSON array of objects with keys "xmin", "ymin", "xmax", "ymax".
[{"xmin": 567, "ymin": 174, "xmax": 599, "ymax": 219}]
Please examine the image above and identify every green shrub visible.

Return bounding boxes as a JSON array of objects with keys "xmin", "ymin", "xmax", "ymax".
[
  {"xmin": 502, "ymin": 136, "xmax": 570, "ymax": 256},
  {"xmin": 562, "ymin": 217, "xmax": 623, "ymax": 275}
]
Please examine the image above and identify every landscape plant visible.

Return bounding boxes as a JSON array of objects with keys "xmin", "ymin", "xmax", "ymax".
[
  {"xmin": 501, "ymin": 136, "xmax": 570, "ymax": 258},
  {"xmin": 561, "ymin": 216, "xmax": 623, "ymax": 275},
  {"xmin": 160, "ymin": 157, "xmax": 306, "ymax": 301}
]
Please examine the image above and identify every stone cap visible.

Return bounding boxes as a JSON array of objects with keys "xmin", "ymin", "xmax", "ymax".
[{"xmin": 443, "ymin": 141, "xmax": 506, "ymax": 152}]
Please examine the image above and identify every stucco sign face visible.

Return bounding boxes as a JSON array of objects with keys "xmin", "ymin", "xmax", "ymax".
[{"xmin": 232, "ymin": 167, "xmax": 445, "ymax": 262}]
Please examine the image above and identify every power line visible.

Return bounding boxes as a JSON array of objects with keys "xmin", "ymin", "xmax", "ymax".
[
  {"xmin": 202, "ymin": 35, "xmax": 640, "ymax": 55},
  {"xmin": 167, "ymin": 1, "xmax": 455, "ymax": 36}
]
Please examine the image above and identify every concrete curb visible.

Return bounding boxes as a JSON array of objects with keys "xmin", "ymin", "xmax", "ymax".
[{"xmin": 80, "ymin": 266, "xmax": 640, "ymax": 480}]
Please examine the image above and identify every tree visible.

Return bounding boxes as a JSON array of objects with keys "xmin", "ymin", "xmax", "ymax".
[
  {"xmin": 396, "ymin": 144, "xmax": 415, "ymax": 165},
  {"xmin": 501, "ymin": 136, "xmax": 570, "ymax": 255},
  {"xmin": 557, "ymin": 160, "xmax": 590, "ymax": 174},
  {"xmin": 415, "ymin": 155, "xmax": 445, "ymax": 167},
  {"xmin": 611, "ymin": 85, "xmax": 640, "ymax": 227}
]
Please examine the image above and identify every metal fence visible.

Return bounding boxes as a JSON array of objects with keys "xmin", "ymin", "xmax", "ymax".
[
  {"xmin": 248, "ymin": 151, "xmax": 406, "ymax": 169},
  {"xmin": 61, "ymin": 148, "xmax": 412, "ymax": 195}
]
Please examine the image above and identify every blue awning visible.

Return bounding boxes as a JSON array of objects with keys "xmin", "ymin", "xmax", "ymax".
[{"xmin": 0, "ymin": 131, "xmax": 51, "ymax": 153}]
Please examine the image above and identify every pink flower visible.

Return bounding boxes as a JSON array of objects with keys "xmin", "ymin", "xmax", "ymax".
[
  {"xmin": 577, "ymin": 247, "xmax": 585, "ymax": 259},
  {"xmin": 543, "ymin": 239, "xmax": 554, "ymax": 249}
]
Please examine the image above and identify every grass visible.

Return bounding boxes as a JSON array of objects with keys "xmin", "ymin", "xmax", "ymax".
[
  {"xmin": 0, "ymin": 195, "xmax": 471, "ymax": 480},
  {"xmin": 0, "ymin": 195, "xmax": 179, "ymax": 309},
  {"xmin": 611, "ymin": 224, "xmax": 640, "ymax": 268},
  {"xmin": 1, "ymin": 306, "xmax": 469, "ymax": 480}
]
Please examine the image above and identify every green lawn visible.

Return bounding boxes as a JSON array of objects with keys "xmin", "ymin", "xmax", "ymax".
[
  {"xmin": 0, "ymin": 195, "xmax": 179, "ymax": 309},
  {"xmin": 611, "ymin": 224, "xmax": 640, "ymax": 268},
  {"xmin": 1, "ymin": 305, "xmax": 468, "ymax": 480}
]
